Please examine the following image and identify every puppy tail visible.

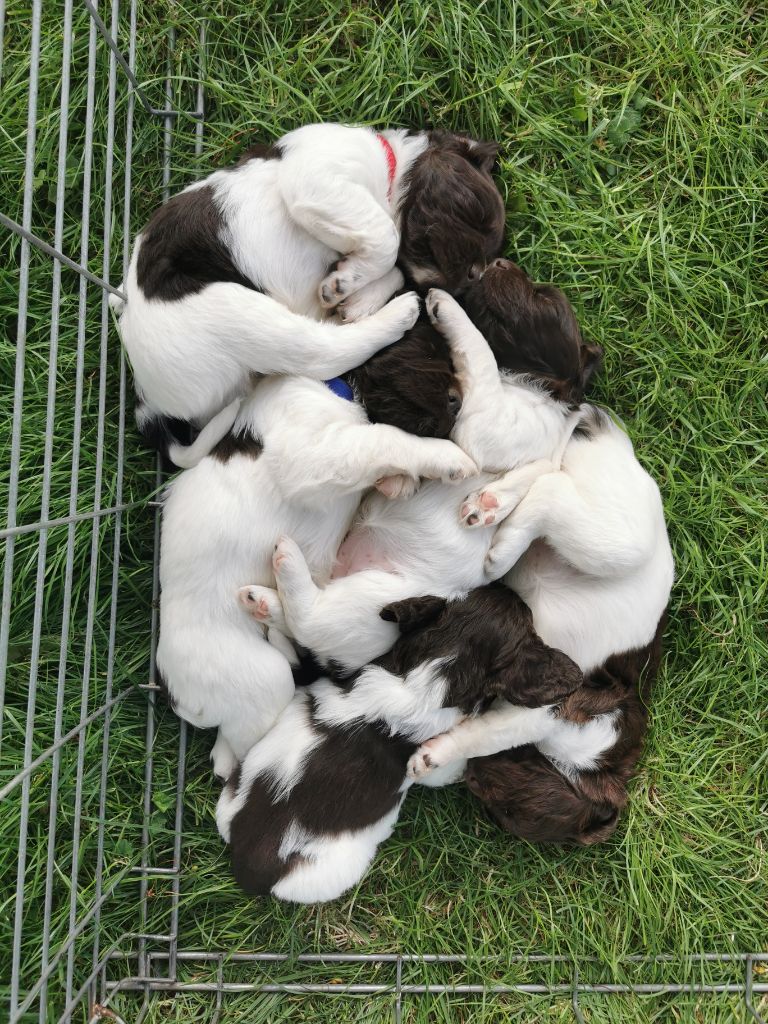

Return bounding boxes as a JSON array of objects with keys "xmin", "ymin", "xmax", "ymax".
[{"xmin": 167, "ymin": 399, "xmax": 242, "ymax": 469}]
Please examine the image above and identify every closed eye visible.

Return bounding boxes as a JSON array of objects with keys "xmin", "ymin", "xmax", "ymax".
[{"xmin": 447, "ymin": 388, "xmax": 462, "ymax": 415}]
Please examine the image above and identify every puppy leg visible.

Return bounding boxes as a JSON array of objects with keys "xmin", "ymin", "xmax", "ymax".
[
  {"xmin": 485, "ymin": 471, "xmax": 653, "ymax": 581},
  {"xmin": 282, "ymin": 181, "xmax": 400, "ymax": 307},
  {"xmin": 336, "ymin": 267, "xmax": 405, "ymax": 322},
  {"xmin": 482, "ymin": 472, "xmax": 560, "ymax": 580},
  {"xmin": 324, "ymin": 421, "xmax": 478, "ymax": 495},
  {"xmin": 426, "ymin": 288, "xmax": 504, "ymax": 398},
  {"xmin": 211, "ymin": 731, "xmax": 238, "ymax": 782},
  {"xmin": 272, "ymin": 542, "xmax": 409, "ymax": 670},
  {"xmin": 169, "ymin": 283, "xmax": 421, "ymax": 389},
  {"xmin": 460, "ymin": 460, "xmax": 555, "ymax": 527},
  {"xmin": 407, "ymin": 703, "xmax": 554, "ymax": 780}
]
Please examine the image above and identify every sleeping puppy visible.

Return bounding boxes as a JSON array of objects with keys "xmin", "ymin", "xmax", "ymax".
[
  {"xmin": 403, "ymin": 409, "xmax": 674, "ymax": 846},
  {"xmin": 464, "ymin": 615, "xmax": 665, "ymax": 845},
  {"xmin": 241, "ymin": 266, "xmax": 602, "ymax": 673},
  {"xmin": 157, "ymin": 329, "xmax": 476, "ymax": 781},
  {"xmin": 216, "ymin": 585, "xmax": 582, "ymax": 904},
  {"xmin": 112, "ymin": 123, "xmax": 505, "ymax": 448}
]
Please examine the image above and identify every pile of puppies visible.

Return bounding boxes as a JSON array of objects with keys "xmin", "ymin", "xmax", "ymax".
[{"xmin": 114, "ymin": 123, "xmax": 674, "ymax": 904}]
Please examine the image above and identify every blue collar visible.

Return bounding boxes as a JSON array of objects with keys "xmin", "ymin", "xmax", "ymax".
[{"xmin": 324, "ymin": 376, "xmax": 355, "ymax": 401}]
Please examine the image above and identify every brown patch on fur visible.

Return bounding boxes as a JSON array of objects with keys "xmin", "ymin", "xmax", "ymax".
[
  {"xmin": 234, "ymin": 141, "xmax": 283, "ymax": 166},
  {"xmin": 136, "ymin": 185, "xmax": 260, "ymax": 302},
  {"xmin": 210, "ymin": 429, "xmax": 264, "ymax": 463},
  {"xmin": 380, "ymin": 583, "xmax": 583, "ymax": 711},
  {"xmin": 466, "ymin": 612, "xmax": 667, "ymax": 845}
]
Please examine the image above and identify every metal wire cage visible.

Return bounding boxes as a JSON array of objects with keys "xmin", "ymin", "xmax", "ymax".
[{"xmin": 1, "ymin": 3, "xmax": 766, "ymax": 1022}]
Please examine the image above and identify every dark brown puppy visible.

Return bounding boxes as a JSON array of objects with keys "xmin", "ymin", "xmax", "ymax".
[{"xmin": 465, "ymin": 615, "xmax": 666, "ymax": 846}]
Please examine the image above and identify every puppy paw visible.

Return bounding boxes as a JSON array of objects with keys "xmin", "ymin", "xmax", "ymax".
[
  {"xmin": 408, "ymin": 733, "xmax": 463, "ymax": 780},
  {"xmin": 272, "ymin": 536, "xmax": 302, "ymax": 575},
  {"xmin": 238, "ymin": 585, "xmax": 282, "ymax": 623},
  {"xmin": 375, "ymin": 474, "xmax": 420, "ymax": 499},
  {"xmin": 335, "ymin": 270, "xmax": 403, "ymax": 322},
  {"xmin": 460, "ymin": 489, "xmax": 500, "ymax": 527},
  {"xmin": 320, "ymin": 261, "xmax": 360, "ymax": 308},
  {"xmin": 376, "ymin": 290, "xmax": 420, "ymax": 333},
  {"xmin": 483, "ymin": 544, "xmax": 511, "ymax": 582},
  {"xmin": 441, "ymin": 452, "xmax": 479, "ymax": 484},
  {"xmin": 211, "ymin": 735, "xmax": 238, "ymax": 782},
  {"xmin": 425, "ymin": 287, "xmax": 450, "ymax": 326},
  {"xmin": 406, "ymin": 747, "xmax": 437, "ymax": 780}
]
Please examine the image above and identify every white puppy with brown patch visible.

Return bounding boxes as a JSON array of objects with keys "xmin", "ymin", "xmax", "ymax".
[{"xmin": 112, "ymin": 123, "xmax": 504, "ymax": 450}]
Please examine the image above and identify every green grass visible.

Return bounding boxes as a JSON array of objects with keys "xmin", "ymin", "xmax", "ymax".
[{"xmin": 1, "ymin": 0, "xmax": 767, "ymax": 1021}]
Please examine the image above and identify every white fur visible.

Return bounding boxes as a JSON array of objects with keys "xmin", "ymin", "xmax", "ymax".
[
  {"xmin": 116, "ymin": 125, "xmax": 429, "ymax": 427},
  {"xmin": 158, "ymin": 374, "xmax": 477, "ymax": 770},
  {"xmin": 270, "ymin": 807, "xmax": 403, "ymax": 904}
]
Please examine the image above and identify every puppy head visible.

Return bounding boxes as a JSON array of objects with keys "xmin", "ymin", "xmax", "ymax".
[
  {"xmin": 459, "ymin": 258, "xmax": 602, "ymax": 405},
  {"xmin": 399, "ymin": 132, "xmax": 506, "ymax": 292},
  {"xmin": 354, "ymin": 319, "xmax": 461, "ymax": 438},
  {"xmin": 380, "ymin": 585, "xmax": 581, "ymax": 709},
  {"xmin": 466, "ymin": 746, "xmax": 622, "ymax": 846}
]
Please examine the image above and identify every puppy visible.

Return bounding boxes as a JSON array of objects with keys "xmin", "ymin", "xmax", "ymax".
[
  {"xmin": 216, "ymin": 585, "xmax": 582, "ymax": 903},
  {"xmin": 242, "ymin": 268, "xmax": 602, "ymax": 673},
  {"xmin": 113, "ymin": 124, "xmax": 505, "ymax": 445},
  {"xmin": 157, "ymin": 329, "xmax": 476, "ymax": 781},
  {"xmin": 465, "ymin": 615, "xmax": 665, "ymax": 845},
  {"xmin": 404, "ymin": 409, "xmax": 674, "ymax": 846}
]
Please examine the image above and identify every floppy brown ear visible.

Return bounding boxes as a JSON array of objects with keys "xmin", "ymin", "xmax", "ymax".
[
  {"xmin": 380, "ymin": 595, "xmax": 447, "ymax": 633},
  {"xmin": 465, "ymin": 139, "xmax": 500, "ymax": 174},
  {"xmin": 494, "ymin": 640, "xmax": 583, "ymax": 707},
  {"xmin": 580, "ymin": 343, "xmax": 603, "ymax": 391}
]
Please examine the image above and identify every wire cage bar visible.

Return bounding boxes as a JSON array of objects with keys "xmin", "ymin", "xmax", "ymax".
[{"xmin": 0, "ymin": 3, "xmax": 766, "ymax": 1022}]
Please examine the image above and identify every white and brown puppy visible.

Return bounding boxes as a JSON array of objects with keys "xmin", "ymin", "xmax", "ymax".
[
  {"xmin": 405, "ymin": 406, "xmax": 674, "ymax": 800},
  {"xmin": 241, "ymin": 269, "xmax": 601, "ymax": 672},
  {"xmin": 157, "ymin": 331, "xmax": 476, "ymax": 782},
  {"xmin": 216, "ymin": 585, "xmax": 581, "ymax": 904},
  {"xmin": 112, "ymin": 123, "xmax": 504, "ymax": 448}
]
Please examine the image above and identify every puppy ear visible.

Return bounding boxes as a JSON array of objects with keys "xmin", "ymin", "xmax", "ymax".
[
  {"xmin": 576, "ymin": 803, "xmax": 619, "ymax": 845},
  {"xmin": 580, "ymin": 343, "xmax": 603, "ymax": 391},
  {"xmin": 379, "ymin": 595, "xmax": 447, "ymax": 632},
  {"xmin": 465, "ymin": 139, "xmax": 500, "ymax": 174},
  {"xmin": 495, "ymin": 639, "xmax": 583, "ymax": 707}
]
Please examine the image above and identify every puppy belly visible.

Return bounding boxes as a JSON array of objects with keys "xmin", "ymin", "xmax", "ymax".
[{"xmin": 331, "ymin": 528, "xmax": 394, "ymax": 579}]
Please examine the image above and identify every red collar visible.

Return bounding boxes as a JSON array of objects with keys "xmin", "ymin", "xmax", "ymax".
[{"xmin": 376, "ymin": 133, "xmax": 397, "ymax": 202}]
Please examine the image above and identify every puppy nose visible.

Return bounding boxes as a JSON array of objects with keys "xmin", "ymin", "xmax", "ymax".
[
  {"xmin": 447, "ymin": 388, "xmax": 462, "ymax": 414},
  {"xmin": 466, "ymin": 263, "xmax": 484, "ymax": 281}
]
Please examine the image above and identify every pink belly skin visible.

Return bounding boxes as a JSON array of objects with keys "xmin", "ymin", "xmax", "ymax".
[{"xmin": 331, "ymin": 529, "xmax": 395, "ymax": 579}]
